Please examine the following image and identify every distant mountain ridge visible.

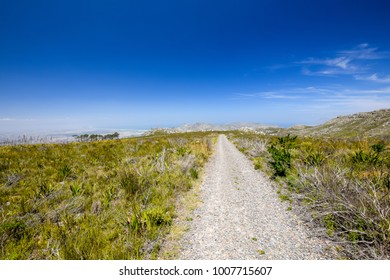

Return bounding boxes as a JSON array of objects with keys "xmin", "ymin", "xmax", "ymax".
[
  {"xmin": 287, "ymin": 109, "xmax": 390, "ymax": 139},
  {"xmin": 175, "ymin": 122, "xmax": 278, "ymax": 132},
  {"xmin": 144, "ymin": 122, "xmax": 279, "ymax": 135}
]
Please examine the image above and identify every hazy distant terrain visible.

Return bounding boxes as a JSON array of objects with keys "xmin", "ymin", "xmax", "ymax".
[
  {"xmin": 0, "ymin": 129, "xmax": 147, "ymax": 145},
  {"xmin": 2, "ymin": 109, "xmax": 389, "ymax": 146},
  {"xmin": 148, "ymin": 109, "xmax": 390, "ymax": 139}
]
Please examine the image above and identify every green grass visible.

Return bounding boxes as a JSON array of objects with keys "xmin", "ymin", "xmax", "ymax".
[{"xmin": 0, "ymin": 132, "xmax": 215, "ymax": 259}]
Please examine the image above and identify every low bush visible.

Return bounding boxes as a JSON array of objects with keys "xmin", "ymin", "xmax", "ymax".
[{"xmin": 267, "ymin": 134, "xmax": 297, "ymax": 177}]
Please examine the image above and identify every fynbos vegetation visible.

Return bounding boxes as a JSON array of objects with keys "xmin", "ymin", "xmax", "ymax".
[
  {"xmin": 230, "ymin": 132, "xmax": 390, "ymax": 259},
  {"xmin": 0, "ymin": 132, "xmax": 215, "ymax": 259}
]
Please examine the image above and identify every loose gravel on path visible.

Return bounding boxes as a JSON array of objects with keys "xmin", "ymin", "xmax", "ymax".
[{"xmin": 179, "ymin": 135, "xmax": 331, "ymax": 259}]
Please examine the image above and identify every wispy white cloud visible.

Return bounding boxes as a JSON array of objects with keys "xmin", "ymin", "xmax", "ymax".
[
  {"xmin": 313, "ymin": 95, "xmax": 390, "ymax": 110},
  {"xmin": 338, "ymin": 43, "xmax": 388, "ymax": 60},
  {"xmin": 262, "ymin": 92, "xmax": 302, "ymax": 99},
  {"xmin": 229, "ymin": 93, "xmax": 259, "ymax": 100},
  {"xmin": 237, "ymin": 93, "xmax": 258, "ymax": 97},
  {"xmin": 232, "ymin": 86, "xmax": 390, "ymax": 112},
  {"xmin": 233, "ymin": 91, "xmax": 303, "ymax": 100},
  {"xmin": 299, "ymin": 44, "xmax": 389, "ymax": 78},
  {"xmin": 302, "ymin": 86, "xmax": 390, "ymax": 111},
  {"xmin": 342, "ymin": 87, "xmax": 390, "ymax": 95},
  {"xmin": 266, "ymin": 64, "xmax": 293, "ymax": 71},
  {"xmin": 354, "ymin": 73, "xmax": 390, "ymax": 83},
  {"xmin": 0, "ymin": 118, "xmax": 37, "ymax": 122},
  {"xmin": 301, "ymin": 56, "xmax": 353, "ymax": 70},
  {"xmin": 296, "ymin": 86, "xmax": 390, "ymax": 116},
  {"xmin": 302, "ymin": 67, "xmax": 360, "ymax": 76}
]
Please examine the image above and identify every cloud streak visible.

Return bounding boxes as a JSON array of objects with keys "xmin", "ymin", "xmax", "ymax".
[
  {"xmin": 354, "ymin": 73, "xmax": 390, "ymax": 83},
  {"xmin": 232, "ymin": 85, "xmax": 390, "ymax": 110},
  {"xmin": 233, "ymin": 91, "xmax": 304, "ymax": 100},
  {"xmin": 299, "ymin": 44, "xmax": 389, "ymax": 79},
  {"xmin": 301, "ymin": 57, "xmax": 353, "ymax": 70},
  {"xmin": 338, "ymin": 43, "xmax": 387, "ymax": 60}
]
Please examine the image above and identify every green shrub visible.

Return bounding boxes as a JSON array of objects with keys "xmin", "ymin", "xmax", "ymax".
[
  {"xmin": 1, "ymin": 219, "xmax": 27, "ymax": 241},
  {"xmin": 267, "ymin": 135, "xmax": 297, "ymax": 177},
  {"xmin": 176, "ymin": 147, "xmax": 188, "ymax": 157},
  {"xmin": 253, "ymin": 157, "xmax": 263, "ymax": 170},
  {"xmin": 69, "ymin": 182, "xmax": 84, "ymax": 196},
  {"xmin": 304, "ymin": 151, "xmax": 326, "ymax": 166},
  {"xmin": 351, "ymin": 150, "xmax": 372, "ymax": 164},
  {"xmin": 189, "ymin": 168, "xmax": 198, "ymax": 179},
  {"xmin": 58, "ymin": 164, "xmax": 72, "ymax": 181}
]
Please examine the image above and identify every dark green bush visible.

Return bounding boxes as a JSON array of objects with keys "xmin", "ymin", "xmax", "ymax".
[{"xmin": 267, "ymin": 134, "xmax": 297, "ymax": 177}]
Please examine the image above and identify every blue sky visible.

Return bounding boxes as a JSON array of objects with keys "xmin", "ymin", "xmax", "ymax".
[{"xmin": 1, "ymin": 0, "xmax": 390, "ymax": 133}]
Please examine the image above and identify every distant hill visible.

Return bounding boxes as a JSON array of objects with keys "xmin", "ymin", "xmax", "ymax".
[
  {"xmin": 144, "ymin": 122, "xmax": 278, "ymax": 136},
  {"xmin": 175, "ymin": 122, "xmax": 278, "ymax": 132},
  {"xmin": 287, "ymin": 109, "xmax": 390, "ymax": 139}
]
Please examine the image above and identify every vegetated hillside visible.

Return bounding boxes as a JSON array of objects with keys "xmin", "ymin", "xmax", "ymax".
[
  {"xmin": 288, "ymin": 109, "xmax": 390, "ymax": 139},
  {"xmin": 0, "ymin": 132, "xmax": 215, "ymax": 259}
]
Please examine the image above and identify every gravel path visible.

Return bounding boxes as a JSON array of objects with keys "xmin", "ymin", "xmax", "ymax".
[{"xmin": 179, "ymin": 134, "xmax": 330, "ymax": 259}]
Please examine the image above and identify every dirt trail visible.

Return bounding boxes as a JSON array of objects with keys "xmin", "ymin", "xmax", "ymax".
[{"xmin": 179, "ymin": 134, "xmax": 330, "ymax": 259}]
